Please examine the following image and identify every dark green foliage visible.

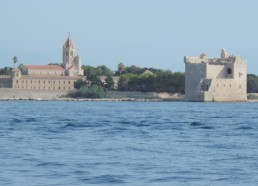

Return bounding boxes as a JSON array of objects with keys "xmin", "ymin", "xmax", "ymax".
[
  {"xmin": 97, "ymin": 65, "xmax": 113, "ymax": 77},
  {"xmin": 13, "ymin": 56, "xmax": 18, "ymax": 67},
  {"xmin": 74, "ymin": 79, "xmax": 89, "ymax": 89},
  {"xmin": 69, "ymin": 85, "xmax": 106, "ymax": 98},
  {"xmin": 118, "ymin": 71, "xmax": 185, "ymax": 93},
  {"xmin": 82, "ymin": 65, "xmax": 113, "ymax": 80},
  {"xmin": 90, "ymin": 76, "xmax": 104, "ymax": 87},
  {"xmin": 105, "ymin": 75, "xmax": 114, "ymax": 91},
  {"xmin": 247, "ymin": 74, "xmax": 258, "ymax": 93},
  {"xmin": 124, "ymin": 65, "xmax": 145, "ymax": 75},
  {"xmin": 18, "ymin": 64, "xmax": 26, "ymax": 73},
  {"xmin": 0, "ymin": 67, "xmax": 13, "ymax": 75},
  {"xmin": 115, "ymin": 64, "xmax": 146, "ymax": 75},
  {"xmin": 82, "ymin": 64, "xmax": 185, "ymax": 93},
  {"xmin": 116, "ymin": 63, "xmax": 125, "ymax": 75},
  {"xmin": 118, "ymin": 73, "xmax": 137, "ymax": 91},
  {"xmin": 82, "ymin": 65, "xmax": 95, "ymax": 79}
]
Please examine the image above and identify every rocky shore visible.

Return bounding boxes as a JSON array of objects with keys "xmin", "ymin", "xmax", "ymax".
[{"xmin": 0, "ymin": 97, "xmax": 184, "ymax": 102}]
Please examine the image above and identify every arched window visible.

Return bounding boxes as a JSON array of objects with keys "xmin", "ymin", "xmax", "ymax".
[{"xmin": 227, "ymin": 68, "xmax": 232, "ymax": 74}]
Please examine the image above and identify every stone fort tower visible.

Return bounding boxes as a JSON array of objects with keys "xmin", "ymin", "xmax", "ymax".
[
  {"xmin": 63, "ymin": 36, "xmax": 83, "ymax": 76},
  {"xmin": 184, "ymin": 49, "xmax": 247, "ymax": 102}
]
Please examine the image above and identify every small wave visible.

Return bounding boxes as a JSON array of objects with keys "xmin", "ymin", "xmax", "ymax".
[
  {"xmin": 119, "ymin": 120, "xmax": 148, "ymax": 126},
  {"xmin": 12, "ymin": 118, "xmax": 23, "ymax": 123},
  {"xmin": 237, "ymin": 126, "xmax": 253, "ymax": 130},
  {"xmin": 120, "ymin": 121, "xmax": 132, "ymax": 125},
  {"xmin": 37, "ymin": 162, "xmax": 65, "ymax": 167},
  {"xmin": 150, "ymin": 176, "xmax": 202, "ymax": 183},
  {"xmin": 206, "ymin": 144, "xmax": 238, "ymax": 149},
  {"xmin": 200, "ymin": 126, "xmax": 214, "ymax": 129},
  {"xmin": 80, "ymin": 174, "xmax": 126, "ymax": 184},
  {"xmin": 190, "ymin": 122, "xmax": 204, "ymax": 126},
  {"xmin": 211, "ymin": 116, "xmax": 234, "ymax": 119},
  {"xmin": 190, "ymin": 122, "xmax": 214, "ymax": 129},
  {"xmin": 62, "ymin": 123, "xmax": 86, "ymax": 128},
  {"xmin": 25, "ymin": 118, "xmax": 38, "ymax": 122},
  {"xmin": 61, "ymin": 122, "xmax": 103, "ymax": 129},
  {"xmin": 214, "ymin": 177, "xmax": 231, "ymax": 181},
  {"xmin": 72, "ymin": 170, "xmax": 90, "ymax": 175}
]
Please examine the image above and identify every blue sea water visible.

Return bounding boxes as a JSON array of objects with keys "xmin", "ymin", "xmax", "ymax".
[{"xmin": 1, "ymin": 101, "xmax": 258, "ymax": 186}]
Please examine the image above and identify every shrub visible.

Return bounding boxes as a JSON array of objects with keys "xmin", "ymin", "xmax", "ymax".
[{"xmin": 69, "ymin": 85, "xmax": 106, "ymax": 98}]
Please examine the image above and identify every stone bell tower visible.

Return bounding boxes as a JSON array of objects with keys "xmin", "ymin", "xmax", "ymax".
[{"xmin": 63, "ymin": 36, "xmax": 76, "ymax": 69}]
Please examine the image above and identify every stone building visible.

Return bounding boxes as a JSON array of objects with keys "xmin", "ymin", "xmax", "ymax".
[
  {"xmin": 0, "ymin": 36, "xmax": 83, "ymax": 90},
  {"xmin": 184, "ymin": 49, "xmax": 247, "ymax": 102}
]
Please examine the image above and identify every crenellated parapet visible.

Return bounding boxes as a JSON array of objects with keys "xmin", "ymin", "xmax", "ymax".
[
  {"xmin": 184, "ymin": 56, "xmax": 206, "ymax": 64},
  {"xmin": 185, "ymin": 49, "xmax": 246, "ymax": 65}
]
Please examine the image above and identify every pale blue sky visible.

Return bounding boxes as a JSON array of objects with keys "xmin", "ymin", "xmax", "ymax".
[{"xmin": 0, "ymin": 0, "xmax": 258, "ymax": 73}]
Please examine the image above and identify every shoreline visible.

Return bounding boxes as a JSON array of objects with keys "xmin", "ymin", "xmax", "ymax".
[
  {"xmin": 0, "ymin": 97, "xmax": 183, "ymax": 102},
  {"xmin": 0, "ymin": 97, "xmax": 257, "ymax": 102}
]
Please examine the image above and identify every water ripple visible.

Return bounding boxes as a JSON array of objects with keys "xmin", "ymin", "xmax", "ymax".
[{"xmin": 1, "ymin": 101, "xmax": 258, "ymax": 185}]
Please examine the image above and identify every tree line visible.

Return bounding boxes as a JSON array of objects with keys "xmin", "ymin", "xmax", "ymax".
[{"xmin": 78, "ymin": 63, "xmax": 185, "ymax": 93}]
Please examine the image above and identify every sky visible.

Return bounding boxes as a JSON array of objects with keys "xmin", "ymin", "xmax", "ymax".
[{"xmin": 0, "ymin": 0, "xmax": 258, "ymax": 74}]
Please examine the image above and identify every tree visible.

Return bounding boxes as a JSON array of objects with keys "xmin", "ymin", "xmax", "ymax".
[
  {"xmin": 0, "ymin": 67, "xmax": 12, "ymax": 75},
  {"xmin": 125, "ymin": 65, "xmax": 145, "ymax": 74},
  {"xmin": 82, "ymin": 65, "xmax": 96, "ymax": 79},
  {"xmin": 117, "ymin": 71, "xmax": 185, "ymax": 93},
  {"xmin": 118, "ymin": 73, "xmax": 137, "ymax": 91},
  {"xmin": 117, "ymin": 62, "xmax": 125, "ymax": 75},
  {"xmin": 74, "ymin": 79, "xmax": 89, "ymax": 89},
  {"xmin": 82, "ymin": 65, "xmax": 113, "ymax": 80},
  {"xmin": 13, "ymin": 56, "xmax": 18, "ymax": 68},
  {"xmin": 247, "ymin": 74, "xmax": 258, "ymax": 93},
  {"xmin": 105, "ymin": 75, "xmax": 114, "ymax": 91},
  {"xmin": 69, "ymin": 85, "xmax": 106, "ymax": 98},
  {"xmin": 90, "ymin": 76, "xmax": 104, "ymax": 87},
  {"xmin": 96, "ymin": 65, "xmax": 113, "ymax": 77},
  {"xmin": 18, "ymin": 64, "xmax": 26, "ymax": 73}
]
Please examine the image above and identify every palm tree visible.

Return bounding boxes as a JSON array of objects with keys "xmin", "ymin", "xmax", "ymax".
[
  {"xmin": 118, "ymin": 62, "xmax": 125, "ymax": 75},
  {"xmin": 13, "ymin": 56, "xmax": 18, "ymax": 68}
]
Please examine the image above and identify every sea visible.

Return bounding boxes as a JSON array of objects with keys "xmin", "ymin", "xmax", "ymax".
[{"xmin": 1, "ymin": 101, "xmax": 258, "ymax": 186}]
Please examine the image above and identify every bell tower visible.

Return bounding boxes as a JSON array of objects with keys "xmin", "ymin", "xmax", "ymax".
[{"xmin": 63, "ymin": 35, "xmax": 76, "ymax": 69}]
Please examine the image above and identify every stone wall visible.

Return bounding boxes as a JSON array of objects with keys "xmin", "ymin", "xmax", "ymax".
[
  {"xmin": 204, "ymin": 79, "xmax": 247, "ymax": 102},
  {"xmin": 0, "ymin": 88, "xmax": 68, "ymax": 99},
  {"xmin": 107, "ymin": 91, "xmax": 155, "ymax": 98},
  {"xmin": 0, "ymin": 89, "xmax": 183, "ymax": 100},
  {"xmin": 185, "ymin": 63, "xmax": 206, "ymax": 101},
  {"xmin": 108, "ymin": 91, "xmax": 183, "ymax": 99}
]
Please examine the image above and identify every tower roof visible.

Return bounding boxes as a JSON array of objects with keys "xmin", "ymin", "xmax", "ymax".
[
  {"xmin": 64, "ymin": 36, "xmax": 75, "ymax": 48},
  {"xmin": 200, "ymin": 53, "xmax": 207, "ymax": 59}
]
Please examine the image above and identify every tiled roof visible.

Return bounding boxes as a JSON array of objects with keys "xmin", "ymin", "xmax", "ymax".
[{"xmin": 26, "ymin": 65, "xmax": 65, "ymax": 71}]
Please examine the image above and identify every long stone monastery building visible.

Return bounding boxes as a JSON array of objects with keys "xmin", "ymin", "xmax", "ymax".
[
  {"xmin": 0, "ymin": 36, "xmax": 83, "ymax": 91},
  {"xmin": 184, "ymin": 49, "xmax": 247, "ymax": 102}
]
